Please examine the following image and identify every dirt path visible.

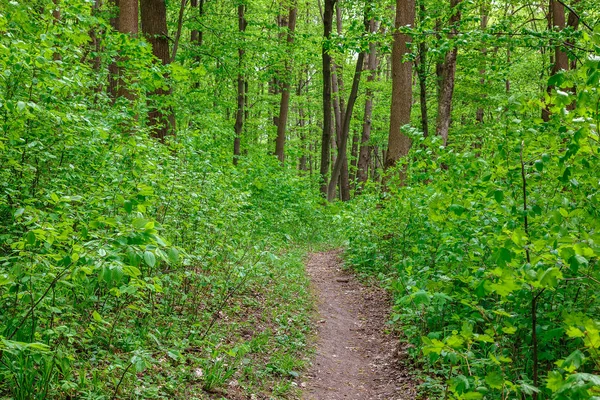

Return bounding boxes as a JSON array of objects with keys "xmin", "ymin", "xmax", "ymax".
[{"xmin": 302, "ymin": 250, "xmax": 417, "ymax": 400}]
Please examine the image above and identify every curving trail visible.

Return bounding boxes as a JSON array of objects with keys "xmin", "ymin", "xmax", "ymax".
[{"xmin": 302, "ymin": 250, "xmax": 417, "ymax": 400}]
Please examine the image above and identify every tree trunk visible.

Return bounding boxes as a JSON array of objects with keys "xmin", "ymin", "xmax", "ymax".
[
  {"xmin": 320, "ymin": 0, "xmax": 335, "ymax": 195},
  {"xmin": 385, "ymin": 0, "xmax": 415, "ymax": 177},
  {"xmin": 233, "ymin": 4, "xmax": 247, "ymax": 165},
  {"xmin": 416, "ymin": 0, "xmax": 429, "ymax": 136},
  {"xmin": 543, "ymin": 0, "xmax": 569, "ymax": 121},
  {"xmin": 435, "ymin": 0, "xmax": 461, "ymax": 146},
  {"xmin": 326, "ymin": 50, "xmax": 366, "ymax": 202},
  {"xmin": 357, "ymin": 17, "xmax": 379, "ymax": 187},
  {"xmin": 567, "ymin": 2, "xmax": 579, "ymax": 71},
  {"xmin": 191, "ymin": 0, "xmax": 205, "ymax": 45},
  {"xmin": 476, "ymin": 2, "xmax": 488, "ymax": 123},
  {"xmin": 349, "ymin": 129, "xmax": 359, "ymax": 187},
  {"xmin": 274, "ymin": 2, "xmax": 298, "ymax": 164},
  {"xmin": 108, "ymin": 0, "xmax": 139, "ymax": 100},
  {"xmin": 140, "ymin": 0, "xmax": 175, "ymax": 142},
  {"xmin": 551, "ymin": 0, "xmax": 568, "ymax": 75}
]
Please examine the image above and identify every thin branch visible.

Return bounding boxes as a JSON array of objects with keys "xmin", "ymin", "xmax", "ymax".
[{"xmin": 555, "ymin": 0, "xmax": 593, "ymax": 31}]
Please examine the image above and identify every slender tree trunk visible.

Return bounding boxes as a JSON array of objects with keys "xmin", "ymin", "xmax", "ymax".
[
  {"xmin": 275, "ymin": 2, "xmax": 298, "ymax": 164},
  {"xmin": 434, "ymin": 19, "xmax": 443, "ymax": 100},
  {"xmin": 191, "ymin": 0, "xmax": 205, "ymax": 45},
  {"xmin": 567, "ymin": 2, "xmax": 579, "ymax": 71},
  {"xmin": 233, "ymin": 4, "xmax": 247, "ymax": 165},
  {"xmin": 385, "ymin": 0, "xmax": 415, "ymax": 177},
  {"xmin": 349, "ymin": 129, "xmax": 359, "ymax": 187},
  {"xmin": 435, "ymin": 0, "xmax": 461, "ymax": 146},
  {"xmin": 320, "ymin": 0, "xmax": 335, "ymax": 195},
  {"xmin": 357, "ymin": 17, "xmax": 379, "ymax": 187},
  {"xmin": 140, "ymin": 0, "xmax": 175, "ymax": 142},
  {"xmin": 476, "ymin": 2, "xmax": 488, "ymax": 123},
  {"xmin": 327, "ymin": 46, "xmax": 366, "ymax": 201},
  {"xmin": 566, "ymin": 0, "xmax": 579, "ymax": 110},
  {"xmin": 333, "ymin": 5, "xmax": 351, "ymax": 200},
  {"xmin": 416, "ymin": 0, "xmax": 429, "ymax": 136}
]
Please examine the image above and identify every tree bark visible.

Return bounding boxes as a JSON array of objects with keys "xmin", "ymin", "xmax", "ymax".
[
  {"xmin": 357, "ymin": 17, "xmax": 379, "ymax": 187},
  {"xmin": 233, "ymin": 4, "xmax": 247, "ymax": 165},
  {"xmin": 274, "ymin": 2, "xmax": 298, "ymax": 164},
  {"xmin": 416, "ymin": 0, "xmax": 429, "ymax": 136},
  {"xmin": 140, "ymin": 0, "xmax": 175, "ymax": 142},
  {"xmin": 191, "ymin": 0, "xmax": 205, "ymax": 45},
  {"xmin": 476, "ymin": 2, "xmax": 488, "ymax": 123},
  {"xmin": 543, "ymin": 0, "xmax": 569, "ymax": 121},
  {"xmin": 172, "ymin": 0, "xmax": 188, "ymax": 61},
  {"xmin": 327, "ymin": 49, "xmax": 366, "ymax": 202},
  {"xmin": 551, "ymin": 0, "xmax": 568, "ymax": 75},
  {"xmin": 108, "ymin": 0, "xmax": 139, "ymax": 100},
  {"xmin": 320, "ymin": 0, "xmax": 335, "ymax": 195},
  {"xmin": 385, "ymin": 0, "xmax": 415, "ymax": 177},
  {"xmin": 435, "ymin": 0, "xmax": 461, "ymax": 146}
]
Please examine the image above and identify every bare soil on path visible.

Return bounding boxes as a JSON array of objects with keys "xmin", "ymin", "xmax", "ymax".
[{"xmin": 302, "ymin": 250, "xmax": 417, "ymax": 400}]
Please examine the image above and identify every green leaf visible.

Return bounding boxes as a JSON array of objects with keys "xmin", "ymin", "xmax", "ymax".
[
  {"xmin": 143, "ymin": 251, "xmax": 156, "ymax": 268},
  {"xmin": 413, "ymin": 290, "xmax": 430, "ymax": 306},
  {"xmin": 485, "ymin": 371, "xmax": 504, "ymax": 389},
  {"xmin": 534, "ymin": 160, "xmax": 544, "ymax": 172},
  {"xmin": 560, "ymin": 350, "xmax": 585, "ymax": 372},
  {"xmin": 123, "ymin": 200, "xmax": 133, "ymax": 213},
  {"xmin": 123, "ymin": 265, "xmax": 141, "ymax": 278},
  {"xmin": 132, "ymin": 218, "xmax": 148, "ymax": 229},
  {"xmin": 539, "ymin": 267, "xmax": 562, "ymax": 289},
  {"xmin": 26, "ymin": 231, "xmax": 36, "ymax": 245},
  {"xmin": 547, "ymin": 371, "xmax": 564, "ymax": 392},
  {"xmin": 167, "ymin": 248, "xmax": 179, "ymax": 264},
  {"xmin": 92, "ymin": 311, "xmax": 103, "ymax": 323},
  {"xmin": 565, "ymin": 326, "xmax": 585, "ymax": 338},
  {"xmin": 494, "ymin": 190, "xmax": 504, "ymax": 203}
]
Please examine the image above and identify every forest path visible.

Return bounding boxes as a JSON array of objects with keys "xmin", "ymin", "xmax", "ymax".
[{"xmin": 302, "ymin": 250, "xmax": 417, "ymax": 400}]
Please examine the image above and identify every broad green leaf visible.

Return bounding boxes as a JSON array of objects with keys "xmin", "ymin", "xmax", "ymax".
[
  {"xmin": 143, "ymin": 251, "xmax": 156, "ymax": 268},
  {"xmin": 485, "ymin": 371, "xmax": 504, "ymax": 389}
]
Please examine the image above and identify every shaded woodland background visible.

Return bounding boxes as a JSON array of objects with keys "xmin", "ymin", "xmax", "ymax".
[{"xmin": 1, "ymin": 0, "xmax": 600, "ymax": 398}]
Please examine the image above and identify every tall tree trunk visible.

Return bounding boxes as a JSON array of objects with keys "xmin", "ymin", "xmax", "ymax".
[
  {"xmin": 233, "ymin": 4, "xmax": 247, "ymax": 165},
  {"xmin": 566, "ymin": 0, "xmax": 579, "ymax": 110},
  {"xmin": 140, "ymin": 0, "xmax": 175, "ymax": 142},
  {"xmin": 416, "ymin": 0, "xmax": 429, "ymax": 136},
  {"xmin": 191, "ymin": 0, "xmax": 205, "ymax": 45},
  {"xmin": 551, "ymin": 0, "xmax": 568, "ymax": 75},
  {"xmin": 327, "ymin": 40, "xmax": 366, "ymax": 201},
  {"xmin": 476, "ymin": 2, "xmax": 488, "ymax": 123},
  {"xmin": 385, "ymin": 0, "xmax": 415, "ymax": 177},
  {"xmin": 357, "ymin": 17, "xmax": 379, "ymax": 187},
  {"xmin": 349, "ymin": 129, "xmax": 359, "ymax": 187},
  {"xmin": 435, "ymin": 0, "xmax": 461, "ymax": 146},
  {"xmin": 543, "ymin": 0, "xmax": 569, "ymax": 121},
  {"xmin": 275, "ymin": 2, "xmax": 298, "ymax": 164},
  {"xmin": 320, "ymin": 0, "xmax": 335, "ymax": 195},
  {"xmin": 108, "ymin": 0, "xmax": 139, "ymax": 99},
  {"xmin": 333, "ymin": 5, "xmax": 351, "ymax": 200},
  {"xmin": 434, "ymin": 19, "xmax": 443, "ymax": 100}
]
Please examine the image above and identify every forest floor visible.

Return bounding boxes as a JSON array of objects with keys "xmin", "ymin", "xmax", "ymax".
[{"xmin": 302, "ymin": 250, "xmax": 418, "ymax": 400}]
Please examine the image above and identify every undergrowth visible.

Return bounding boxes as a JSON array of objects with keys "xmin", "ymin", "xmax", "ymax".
[{"xmin": 344, "ymin": 45, "xmax": 600, "ymax": 400}]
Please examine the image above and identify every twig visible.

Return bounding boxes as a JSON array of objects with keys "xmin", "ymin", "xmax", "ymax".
[{"xmin": 112, "ymin": 362, "xmax": 133, "ymax": 400}]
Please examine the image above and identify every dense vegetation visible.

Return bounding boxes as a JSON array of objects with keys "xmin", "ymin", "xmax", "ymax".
[{"xmin": 0, "ymin": 0, "xmax": 599, "ymax": 399}]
